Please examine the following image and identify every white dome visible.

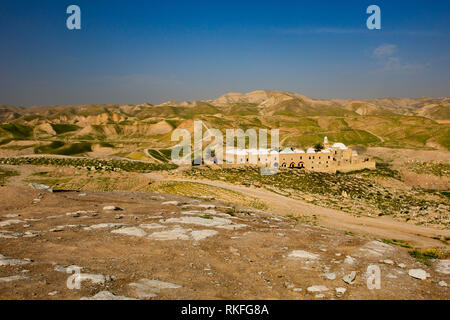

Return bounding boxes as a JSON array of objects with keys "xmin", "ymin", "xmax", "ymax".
[
  {"xmin": 320, "ymin": 148, "xmax": 331, "ymax": 153},
  {"xmin": 293, "ymin": 149, "xmax": 305, "ymax": 153},
  {"xmin": 270, "ymin": 150, "xmax": 279, "ymax": 154},
  {"xmin": 306, "ymin": 148, "xmax": 316, "ymax": 153},
  {"xmin": 332, "ymin": 143, "xmax": 347, "ymax": 150}
]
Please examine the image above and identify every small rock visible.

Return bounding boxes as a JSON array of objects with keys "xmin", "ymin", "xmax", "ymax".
[
  {"xmin": 320, "ymin": 272, "xmax": 337, "ymax": 280},
  {"xmin": 383, "ymin": 259, "xmax": 394, "ymax": 265},
  {"xmin": 344, "ymin": 256, "xmax": 356, "ymax": 265},
  {"xmin": 81, "ymin": 291, "xmax": 136, "ymax": 300},
  {"xmin": 288, "ymin": 250, "xmax": 320, "ymax": 260},
  {"xmin": 397, "ymin": 263, "xmax": 406, "ymax": 268},
  {"xmin": 335, "ymin": 287, "xmax": 347, "ymax": 295},
  {"xmin": 103, "ymin": 206, "xmax": 122, "ymax": 211},
  {"xmin": 48, "ymin": 291, "xmax": 59, "ymax": 296},
  {"xmin": 408, "ymin": 269, "xmax": 429, "ymax": 280},
  {"xmin": 315, "ymin": 294, "xmax": 325, "ymax": 298},
  {"xmin": 307, "ymin": 285, "xmax": 328, "ymax": 293},
  {"xmin": 343, "ymin": 271, "xmax": 357, "ymax": 284},
  {"xmin": 162, "ymin": 201, "xmax": 181, "ymax": 206},
  {"xmin": 0, "ymin": 275, "xmax": 30, "ymax": 282},
  {"xmin": 438, "ymin": 280, "xmax": 447, "ymax": 287}
]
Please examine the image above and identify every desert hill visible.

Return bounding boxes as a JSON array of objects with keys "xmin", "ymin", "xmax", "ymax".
[{"xmin": 0, "ymin": 91, "xmax": 449, "ymax": 159}]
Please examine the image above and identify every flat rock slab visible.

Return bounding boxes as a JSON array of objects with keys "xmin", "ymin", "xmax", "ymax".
[
  {"xmin": 139, "ymin": 223, "xmax": 166, "ymax": 230},
  {"xmin": 81, "ymin": 291, "xmax": 136, "ymax": 300},
  {"xmin": 357, "ymin": 241, "xmax": 395, "ymax": 258},
  {"xmin": 128, "ymin": 283, "xmax": 158, "ymax": 299},
  {"xmin": 191, "ymin": 230, "xmax": 219, "ymax": 241},
  {"xmin": 103, "ymin": 206, "xmax": 123, "ymax": 211},
  {"xmin": 320, "ymin": 273, "xmax": 337, "ymax": 280},
  {"xmin": 83, "ymin": 223, "xmax": 126, "ymax": 231},
  {"xmin": 435, "ymin": 260, "xmax": 450, "ymax": 275},
  {"xmin": 139, "ymin": 279, "xmax": 182, "ymax": 290},
  {"xmin": 0, "ymin": 275, "xmax": 30, "ymax": 282},
  {"xmin": 307, "ymin": 285, "xmax": 329, "ymax": 293},
  {"xmin": 288, "ymin": 250, "xmax": 320, "ymax": 260},
  {"xmin": 0, "ymin": 219, "xmax": 24, "ymax": 228},
  {"xmin": 161, "ymin": 216, "xmax": 246, "ymax": 230},
  {"xmin": 0, "ymin": 258, "xmax": 31, "ymax": 267},
  {"xmin": 112, "ymin": 227, "xmax": 147, "ymax": 237},
  {"xmin": 77, "ymin": 273, "xmax": 107, "ymax": 285},
  {"xmin": 408, "ymin": 269, "xmax": 429, "ymax": 280},
  {"xmin": 162, "ymin": 201, "xmax": 181, "ymax": 206},
  {"xmin": 147, "ymin": 226, "xmax": 218, "ymax": 241},
  {"xmin": 148, "ymin": 227, "xmax": 191, "ymax": 241}
]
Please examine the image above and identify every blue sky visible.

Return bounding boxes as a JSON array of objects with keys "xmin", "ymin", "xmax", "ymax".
[{"xmin": 1, "ymin": 0, "xmax": 449, "ymax": 106}]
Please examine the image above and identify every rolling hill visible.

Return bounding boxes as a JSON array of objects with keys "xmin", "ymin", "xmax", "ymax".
[{"xmin": 0, "ymin": 91, "xmax": 449, "ymax": 160}]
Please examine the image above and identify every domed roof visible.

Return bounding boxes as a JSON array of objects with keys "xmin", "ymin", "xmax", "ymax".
[
  {"xmin": 320, "ymin": 148, "xmax": 331, "ymax": 153},
  {"xmin": 280, "ymin": 148, "xmax": 294, "ymax": 154},
  {"xmin": 306, "ymin": 148, "xmax": 316, "ymax": 153},
  {"xmin": 332, "ymin": 142, "xmax": 347, "ymax": 150},
  {"xmin": 293, "ymin": 149, "xmax": 305, "ymax": 153}
]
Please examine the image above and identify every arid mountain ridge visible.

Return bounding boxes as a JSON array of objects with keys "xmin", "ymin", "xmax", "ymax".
[{"xmin": 0, "ymin": 90, "xmax": 449, "ymax": 154}]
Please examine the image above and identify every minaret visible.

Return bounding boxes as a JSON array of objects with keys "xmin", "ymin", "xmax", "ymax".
[{"xmin": 324, "ymin": 136, "xmax": 330, "ymax": 148}]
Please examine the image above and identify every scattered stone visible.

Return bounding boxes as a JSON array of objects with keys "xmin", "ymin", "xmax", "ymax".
[
  {"xmin": 103, "ymin": 206, "xmax": 123, "ymax": 211},
  {"xmin": 0, "ymin": 275, "xmax": 30, "ymax": 282},
  {"xmin": 0, "ymin": 219, "xmax": 24, "ymax": 228},
  {"xmin": 408, "ymin": 269, "xmax": 429, "ymax": 280},
  {"xmin": 79, "ymin": 193, "xmax": 87, "ymax": 197},
  {"xmin": 307, "ymin": 285, "xmax": 328, "ymax": 293},
  {"xmin": 83, "ymin": 223, "xmax": 125, "ymax": 231},
  {"xmin": 48, "ymin": 291, "xmax": 59, "ymax": 296},
  {"xmin": 288, "ymin": 250, "xmax": 320, "ymax": 260},
  {"xmin": 0, "ymin": 257, "xmax": 31, "ymax": 267},
  {"xmin": 320, "ymin": 272, "xmax": 337, "ymax": 280},
  {"xmin": 438, "ymin": 281, "xmax": 447, "ymax": 287},
  {"xmin": 382, "ymin": 259, "xmax": 394, "ymax": 265},
  {"xmin": 386, "ymin": 273, "xmax": 398, "ymax": 279},
  {"xmin": 397, "ymin": 263, "xmax": 406, "ymax": 269},
  {"xmin": 335, "ymin": 287, "xmax": 347, "ymax": 295},
  {"xmin": 111, "ymin": 227, "xmax": 147, "ymax": 238},
  {"xmin": 81, "ymin": 291, "xmax": 136, "ymax": 300},
  {"xmin": 293, "ymin": 288, "xmax": 302, "ymax": 292},
  {"xmin": 49, "ymin": 227, "xmax": 64, "ymax": 232},
  {"xmin": 115, "ymin": 214, "xmax": 124, "ymax": 220},
  {"xmin": 29, "ymin": 183, "xmax": 53, "ymax": 192},
  {"xmin": 162, "ymin": 216, "xmax": 246, "ymax": 230},
  {"xmin": 139, "ymin": 279, "xmax": 182, "ymax": 289},
  {"xmin": 54, "ymin": 265, "xmax": 82, "ymax": 273},
  {"xmin": 344, "ymin": 256, "xmax": 356, "ymax": 265},
  {"xmin": 315, "ymin": 294, "xmax": 325, "ymax": 298},
  {"xmin": 343, "ymin": 271, "xmax": 357, "ymax": 284},
  {"xmin": 4, "ymin": 214, "xmax": 20, "ymax": 218},
  {"xmin": 162, "ymin": 201, "xmax": 181, "ymax": 206},
  {"xmin": 77, "ymin": 273, "xmax": 107, "ymax": 285}
]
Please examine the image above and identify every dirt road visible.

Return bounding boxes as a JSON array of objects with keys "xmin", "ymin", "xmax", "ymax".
[{"xmin": 146, "ymin": 172, "xmax": 449, "ymax": 249}]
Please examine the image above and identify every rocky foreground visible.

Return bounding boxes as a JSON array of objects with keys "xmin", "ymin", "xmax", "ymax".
[{"xmin": 0, "ymin": 185, "xmax": 448, "ymax": 300}]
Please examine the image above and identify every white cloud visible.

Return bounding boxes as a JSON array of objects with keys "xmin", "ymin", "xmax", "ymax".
[
  {"xmin": 372, "ymin": 44, "xmax": 427, "ymax": 73},
  {"xmin": 373, "ymin": 44, "xmax": 397, "ymax": 58}
]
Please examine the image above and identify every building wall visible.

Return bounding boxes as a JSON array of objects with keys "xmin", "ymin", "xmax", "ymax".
[{"xmin": 224, "ymin": 146, "xmax": 375, "ymax": 173}]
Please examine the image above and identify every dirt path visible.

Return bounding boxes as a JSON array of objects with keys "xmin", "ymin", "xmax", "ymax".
[{"xmin": 146, "ymin": 172, "xmax": 449, "ymax": 249}]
